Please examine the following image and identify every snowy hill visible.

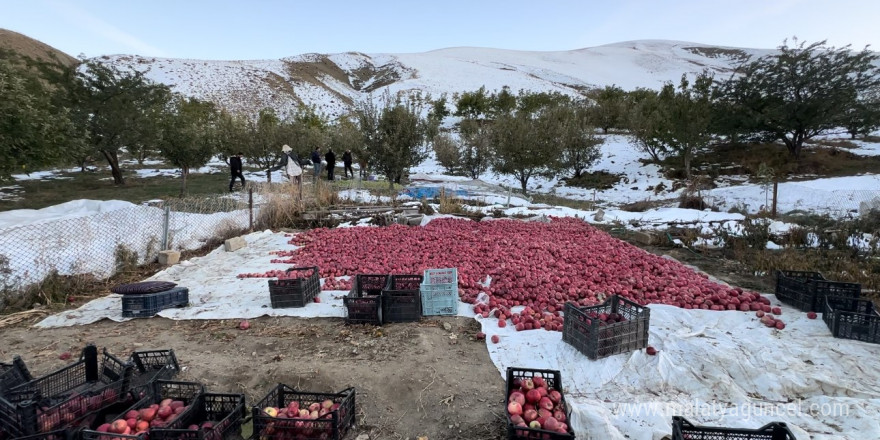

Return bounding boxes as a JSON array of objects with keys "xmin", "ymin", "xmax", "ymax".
[{"xmin": 95, "ymin": 40, "xmax": 775, "ymax": 118}]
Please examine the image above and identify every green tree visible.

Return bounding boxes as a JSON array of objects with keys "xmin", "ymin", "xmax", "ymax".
[
  {"xmin": 328, "ymin": 116, "xmax": 365, "ymax": 175},
  {"xmin": 843, "ymin": 92, "xmax": 880, "ymax": 139},
  {"xmin": 517, "ymin": 91, "xmax": 570, "ymax": 114},
  {"xmin": 432, "ymin": 132, "xmax": 461, "ymax": 175},
  {"xmin": 625, "ymin": 88, "xmax": 666, "ymax": 162},
  {"xmin": 491, "ymin": 110, "xmax": 558, "ymax": 194},
  {"xmin": 157, "ymin": 96, "xmax": 218, "ymax": 194},
  {"xmin": 67, "ymin": 60, "xmax": 172, "ymax": 184},
  {"xmin": 588, "ymin": 85, "xmax": 627, "ymax": 133},
  {"xmin": 284, "ymin": 106, "xmax": 329, "ymax": 162},
  {"xmin": 430, "ymin": 93, "xmax": 450, "ymax": 120},
  {"xmin": 241, "ymin": 108, "xmax": 285, "ymax": 182},
  {"xmin": 719, "ymin": 38, "xmax": 880, "ymax": 158},
  {"xmin": 655, "ymin": 73, "xmax": 714, "ymax": 180},
  {"xmin": 214, "ymin": 109, "xmax": 249, "ymax": 164},
  {"xmin": 554, "ymin": 101, "xmax": 603, "ymax": 178},
  {"xmin": 0, "ymin": 58, "xmax": 80, "ymax": 182},
  {"xmin": 433, "ymin": 118, "xmax": 493, "ymax": 179},
  {"xmin": 458, "ymin": 118, "xmax": 493, "ymax": 179},
  {"xmin": 355, "ymin": 94, "xmax": 430, "ymax": 189},
  {"xmin": 489, "ymin": 86, "xmax": 517, "ymax": 117},
  {"xmin": 454, "ymin": 86, "xmax": 491, "ymax": 119}
]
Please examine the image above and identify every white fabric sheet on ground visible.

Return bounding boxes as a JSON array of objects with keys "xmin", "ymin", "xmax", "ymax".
[
  {"xmin": 35, "ymin": 229, "xmax": 880, "ymax": 440},
  {"xmin": 479, "ymin": 302, "xmax": 880, "ymax": 440},
  {"xmin": 36, "ymin": 230, "xmax": 473, "ymax": 327}
]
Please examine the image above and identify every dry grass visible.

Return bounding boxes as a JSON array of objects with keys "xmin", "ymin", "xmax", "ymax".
[
  {"xmin": 0, "ymin": 29, "xmax": 78, "ymax": 67},
  {"xmin": 251, "ymin": 181, "xmax": 306, "ymax": 230},
  {"xmin": 437, "ymin": 188, "xmax": 469, "ymax": 214}
]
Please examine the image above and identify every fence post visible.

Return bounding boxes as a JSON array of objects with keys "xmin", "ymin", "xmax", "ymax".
[
  {"xmin": 161, "ymin": 205, "xmax": 170, "ymax": 250},
  {"xmin": 248, "ymin": 187, "xmax": 254, "ymax": 231},
  {"xmin": 772, "ymin": 180, "xmax": 778, "ymax": 219}
]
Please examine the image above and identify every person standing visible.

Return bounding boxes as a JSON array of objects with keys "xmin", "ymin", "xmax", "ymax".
[
  {"xmin": 311, "ymin": 147, "xmax": 322, "ymax": 181},
  {"xmin": 228, "ymin": 152, "xmax": 245, "ymax": 191},
  {"xmin": 325, "ymin": 148, "xmax": 336, "ymax": 181},
  {"xmin": 269, "ymin": 145, "xmax": 303, "ymax": 186},
  {"xmin": 342, "ymin": 149, "xmax": 354, "ymax": 179}
]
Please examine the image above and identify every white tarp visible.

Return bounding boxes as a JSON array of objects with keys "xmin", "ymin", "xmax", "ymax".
[
  {"xmin": 35, "ymin": 229, "xmax": 466, "ymax": 327},
  {"xmin": 479, "ymin": 302, "xmax": 880, "ymax": 440}
]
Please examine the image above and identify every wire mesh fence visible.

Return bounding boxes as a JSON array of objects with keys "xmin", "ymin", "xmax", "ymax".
[
  {"xmin": 705, "ymin": 183, "xmax": 880, "ymax": 219},
  {"xmin": 0, "ymin": 192, "xmax": 255, "ymax": 292}
]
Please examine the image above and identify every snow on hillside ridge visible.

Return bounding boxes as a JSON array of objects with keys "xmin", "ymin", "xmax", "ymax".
[{"xmin": 96, "ymin": 40, "xmax": 784, "ymax": 119}]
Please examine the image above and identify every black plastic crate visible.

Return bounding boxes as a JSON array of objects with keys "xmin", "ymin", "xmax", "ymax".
[
  {"xmin": 343, "ymin": 275, "xmax": 386, "ymax": 325},
  {"xmin": 81, "ymin": 380, "xmax": 205, "ymax": 440},
  {"xmin": 0, "ymin": 395, "xmax": 25, "ymax": 439},
  {"xmin": 252, "ymin": 384, "xmax": 356, "ymax": 440},
  {"xmin": 0, "ymin": 356, "xmax": 32, "ymax": 397},
  {"xmin": 775, "ymin": 270, "xmax": 825, "ymax": 312},
  {"xmin": 823, "ymin": 296, "xmax": 880, "ymax": 344},
  {"xmin": 1, "ymin": 345, "xmax": 135, "ymax": 436},
  {"xmin": 11, "ymin": 400, "xmax": 134, "ymax": 440},
  {"xmin": 351, "ymin": 274, "xmax": 389, "ymax": 296},
  {"xmin": 385, "ymin": 275, "xmax": 423, "ymax": 294},
  {"xmin": 381, "ymin": 291, "xmax": 421, "ymax": 323},
  {"xmin": 382, "ymin": 275, "xmax": 422, "ymax": 323},
  {"xmin": 122, "ymin": 287, "xmax": 189, "ymax": 318},
  {"xmin": 128, "ymin": 350, "xmax": 180, "ymax": 398},
  {"xmin": 775, "ymin": 270, "xmax": 860, "ymax": 312},
  {"xmin": 811, "ymin": 280, "xmax": 861, "ymax": 311},
  {"xmin": 562, "ymin": 296, "xmax": 650, "ymax": 360},
  {"xmin": 7, "ymin": 430, "xmax": 72, "ymax": 440},
  {"xmin": 671, "ymin": 416, "xmax": 796, "ymax": 440},
  {"xmin": 268, "ymin": 267, "xmax": 320, "ymax": 308},
  {"xmin": 505, "ymin": 367, "xmax": 573, "ymax": 440},
  {"xmin": 147, "ymin": 393, "xmax": 245, "ymax": 440}
]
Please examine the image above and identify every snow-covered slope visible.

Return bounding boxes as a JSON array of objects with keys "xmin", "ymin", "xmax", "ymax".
[{"xmin": 96, "ymin": 40, "xmax": 773, "ymax": 118}]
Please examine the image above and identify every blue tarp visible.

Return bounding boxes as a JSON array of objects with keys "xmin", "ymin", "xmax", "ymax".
[{"xmin": 401, "ymin": 187, "xmax": 469, "ymax": 199}]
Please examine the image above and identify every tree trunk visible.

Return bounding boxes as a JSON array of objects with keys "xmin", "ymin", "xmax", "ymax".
[
  {"xmin": 265, "ymin": 169, "xmax": 272, "ymax": 183},
  {"xmin": 519, "ymin": 175, "xmax": 528, "ymax": 195},
  {"xmin": 180, "ymin": 167, "xmax": 188, "ymax": 196},
  {"xmin": 100, "ymin": 149, "xmax": 125, "ymax": 185},
  {"xmin": 684, "ymin": 150, "xmax": 692, "ymax": 181}
]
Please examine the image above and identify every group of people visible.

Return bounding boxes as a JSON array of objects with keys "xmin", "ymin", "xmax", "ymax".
[{"xmin": 228, "ymin": 146, "xmax": 356, "ymax": 191}]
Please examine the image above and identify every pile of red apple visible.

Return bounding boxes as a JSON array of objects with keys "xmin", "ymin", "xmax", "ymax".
[
  {"xmin": 95, "ymin": 398, "xmax": 189, "ymax": 438},
  {"xmin": 507, "ymin": 375, "xmax": 571, "ymax": 436},
  {"xmin": 239, "ymin": 217, "xmax": 778, "ymax": 331},
  {"xmin": 259, "ymin": 399, "xmax": 346, "ymax": 438},
  {"xmin": 35, "ymin": 388, "xmax": 119, "ymax": 432}
]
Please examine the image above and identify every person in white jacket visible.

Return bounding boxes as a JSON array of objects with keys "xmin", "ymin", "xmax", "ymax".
[{"xmin": 269, "ymin": 145, "xmax": 304, "ymax": 187}]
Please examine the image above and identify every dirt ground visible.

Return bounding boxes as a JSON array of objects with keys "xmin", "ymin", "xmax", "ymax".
[
  {"xmin": 0, "ymin": 316, "xmax": 505, "ymax": 440},
  {"xmin": 0, "ymin": 235, "xmax": 775, "ymax": 440}
]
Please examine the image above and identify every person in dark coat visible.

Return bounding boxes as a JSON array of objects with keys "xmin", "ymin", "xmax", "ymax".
[
  {"xmin": 311, "ymin": 147, "xmax": 322, "ymax": 181},
  {"xmin": 325, "ymin": 148, "xmax": 336, "ymax": 181},
  {"xmin": 342, "ymin": 149, "xmax": 354, "ymax": 179},
  {"xmin": 228, "ymin": 152, "xmax": 245, "ymax": 191}
]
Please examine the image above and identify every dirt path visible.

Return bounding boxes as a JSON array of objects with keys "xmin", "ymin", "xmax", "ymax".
[{"xmin": 0, "ymin": 316, "xmax": 505, "ymax": 440}]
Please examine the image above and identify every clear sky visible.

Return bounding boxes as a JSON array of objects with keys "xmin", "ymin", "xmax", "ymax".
[{"xmin": 2, "ymin": 0, "xmax": 878, "ymax": 60}]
